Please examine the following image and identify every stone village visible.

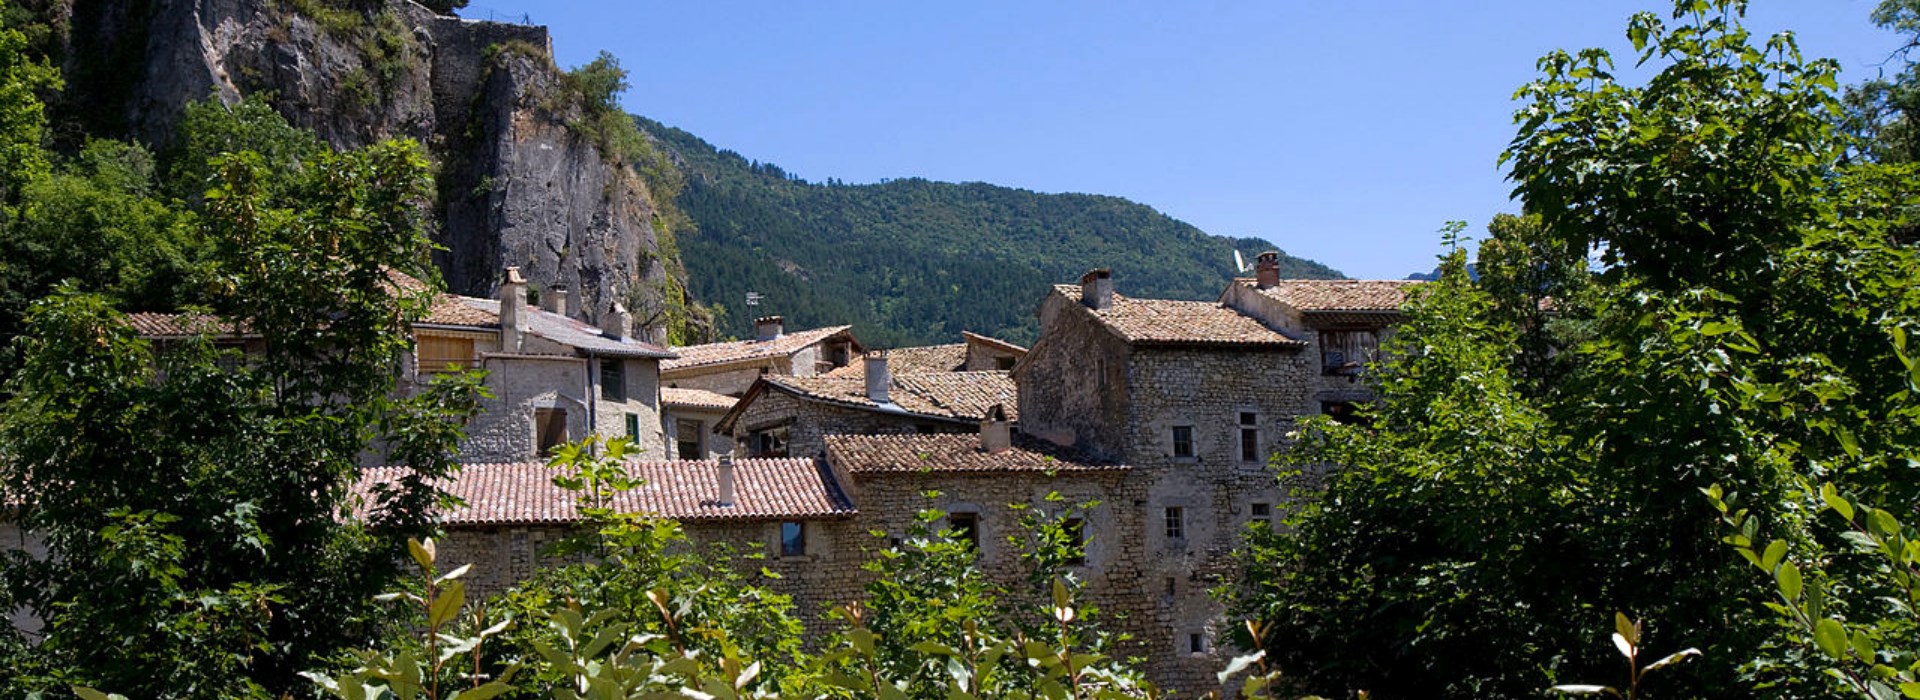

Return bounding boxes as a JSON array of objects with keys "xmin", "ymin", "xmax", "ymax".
[{"xmin": 116, "ymin": 253, "xmax": 1415, "ymax": 693}]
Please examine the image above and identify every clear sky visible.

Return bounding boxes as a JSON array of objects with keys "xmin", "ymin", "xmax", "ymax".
[{"xmin": 458, "ymin": 1, "xmax": 1905, "ymax": 279}]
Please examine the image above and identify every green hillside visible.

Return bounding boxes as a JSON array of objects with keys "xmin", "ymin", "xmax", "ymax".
[{"xmin": 637, "ymin": 118, "xmax": 1341, "ymax": 347}]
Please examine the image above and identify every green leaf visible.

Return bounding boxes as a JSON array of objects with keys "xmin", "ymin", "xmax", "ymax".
[
  {"xmin": 408, "ymin": 538, "xmax": 435, "ymax": 570},
  {"xmin": 1761, "ymin": 539, "xmax": 1788, "ymax": 571},
  {"xmin": 1642, "ymin": 648, "xmax": 1701, "ymax": 673},
  {"xmin": 1850, "ymin": 629, "xmax": 1876, "ymax": 661},
  {"xmin": 1814, "ymin": 618, "xmax": 1848, "ymax": 659},
  {"xmin": 1778, "ymin": 560, "xmax": 1803, "ymax": 601},
  {"xmin": 1614, "ymin": 612, "xmax": 1638, "ymax": 647},
  {"xmin": 1821, "ymin": 483, "xmax": 1855, "ymax": 522},
  {"xmin": 428, "ymin": 580, "xmax": 465, "ymax": 629}
]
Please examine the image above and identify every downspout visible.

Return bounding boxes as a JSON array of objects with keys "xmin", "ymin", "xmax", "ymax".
[{"xmin": 585, "ymin": 351, "xmax": 598, "ymax": 456}]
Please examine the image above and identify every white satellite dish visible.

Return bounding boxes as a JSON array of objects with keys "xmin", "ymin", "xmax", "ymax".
[{"xmin": 1233, "ymin": 250, "xmax": 1250, "ymax": 273}]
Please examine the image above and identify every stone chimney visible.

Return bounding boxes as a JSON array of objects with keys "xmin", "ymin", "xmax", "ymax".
[
  {"xmin": 600, "ymin": 302, "xmax": 632, "ymax": 339},
  {"xmin": 754, "ymin": 315, "xmax": 784, "ymax": 341},
  {"xmin": 864, "ymin": 352, "xmax": 890, "ymax": 403},
  {"xmin": 499, "ymin": 267, "xmax": 527, "ymax": 351},
  {"xmin": 541, "ymin": 285, "xmax": 570, "ymax": 318},
  {"xmin": 980, "ymin": 404, "xmax": 1011, "ymax": 454},
  {"xmin": 715, "ymin": 454, "xmax": 736, "ymax": 507},
  {"xmin": 1255, "ymin": 251, "xmax": 1281, "ymax": 289},
  {"xmin": 1080, "ymin": 269, "xmax": 1113, "ymax": 310}
]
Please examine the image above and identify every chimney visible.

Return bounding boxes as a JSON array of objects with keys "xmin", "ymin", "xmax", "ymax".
[
  {"xmin": 753, "ymin": 315, "xmax": 784, "ymax": 341},
  {"xmin": 646, "ymin": 324, "xmax": 670, "ymax": 346},
  {"xmin": 864, "ymin": 352, "xmax": 890, "ymax": 403},
  {"xmin": 979, "ymin": 404, "xmax": 1011, "ymax": 454},
  {"xmin": 600, "ymin": 302, "xmax": 632, "ymax": 339},
  {"xmin": 715, "ymin": 454, "xmax": 736, "ymax": 507},
  {"xmin": 541, "ymin": 285, "xmax": 570, "ymax": 318},
  {"xmin": 1079, "ymin": 269, "xmax": 1113, "ymax": 310},
  {"xmin": 499, "ymin": 267, "xmax": 527, "ymax": 351},
  {"xmin": 1255, "ymin": 251, "xmax": 1281, "ymax": 289}
]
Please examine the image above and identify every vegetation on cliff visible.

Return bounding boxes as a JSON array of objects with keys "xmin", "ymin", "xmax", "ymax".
[{"xmin": 637, "ymin": 118, "xmax": 1340, "ymax": 347}]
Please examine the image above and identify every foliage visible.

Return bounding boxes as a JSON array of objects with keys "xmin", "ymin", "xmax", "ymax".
[
  {"xmin": 1548, "ymin": 614, "xmax": 1701, "ymax": 700},
  {"xmin": 0, "ymin": 0, "xmax": 54, "ymax": 201},
  {"xmin": 1709, "ymin": 482, "xmax": 1920, "ymax": 699},
  {"xmin": 168, "ymin": 94, "xmax": 325, "ymax": 204},
  {"xmin": 1844, "ymin": 0, "xmax": 1920, "ymax": 163},
  {"xmin": 636, "ymin": 117, "xmax": 1340, "ymax": 346},
  {"xmin": 0, "ymin": 137, "xmax": 485, "ymax": 698}
]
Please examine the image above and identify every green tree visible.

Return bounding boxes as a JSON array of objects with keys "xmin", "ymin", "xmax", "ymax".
[{"xmin": 0, "ymin": 139, "xmax": 485, "ymax": 698}]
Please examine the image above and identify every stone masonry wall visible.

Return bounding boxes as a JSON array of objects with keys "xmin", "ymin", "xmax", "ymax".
[
  {"xmin": 1016, "ymin": 291, "xmax": 1132, "ymax": 459},
  {"xmin": 728, "ymin": 389, "xmax": 972, "ymax": 459},
  {"xmin": 1122, "ymin": 346, "xmax": 1312, "ymax": 693},
  {"xmin": 663, "ymin": 361, "xmax": 780, "ymax": 398}
]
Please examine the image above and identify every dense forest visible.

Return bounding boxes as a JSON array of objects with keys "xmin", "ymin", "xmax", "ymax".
[{"xmin": 638, "ymin": 118, "xmax": 1340, "ymax": 347}]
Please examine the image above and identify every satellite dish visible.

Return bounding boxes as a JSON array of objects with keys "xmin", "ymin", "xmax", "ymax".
[{"xmin": 1233, "ymin": 250, "xmax": 1249, "ymax": 273}]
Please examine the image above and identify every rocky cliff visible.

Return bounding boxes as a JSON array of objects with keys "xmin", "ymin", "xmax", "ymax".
[{"xmin": 44, "ymin": 0, "xmax": 682, "ymax": 333}]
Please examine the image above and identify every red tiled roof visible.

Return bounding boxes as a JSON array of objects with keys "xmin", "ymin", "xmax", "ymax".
[
  {"xmin": 420, "ymin": 295, "xmax": 499, "ymax": 328},
  {"xmin": 357, "ymin": 459, "xmax": 855, "ymax": 526},
  {"xmin": 662, "ymin": 326, "xmax": 857, "ymax": 374},
  {"xmin": 662, "ymin": 387, "xmax": 738, "ymax": 411},
  {"xmin": 1054, "ymin": 286, "xmax": 1303, "ymax": 348},
  {"xmin": 126, "ymin": 312, "xmax": 244, "ymax": 338},
  {"xmin": 824, "ymin": 433, "xmax": 1127, "ymax": 474},
  {"xmin": 1241, "ymin": 278, "xmax": 1420, "ymax": 313},
  {"xmin": 822, "ymin": 343, "xmax": 967, "ymax": 378}
]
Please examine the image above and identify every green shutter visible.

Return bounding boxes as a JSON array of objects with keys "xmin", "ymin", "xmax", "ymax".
[{"xmin": 625, "ymin": 413, "xmax": 640, "ymax": 441}]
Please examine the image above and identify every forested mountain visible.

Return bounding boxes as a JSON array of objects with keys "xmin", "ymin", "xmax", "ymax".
[{"xmin": 638, "ymin": 118, "xmax": 1341, "ymax": 347}]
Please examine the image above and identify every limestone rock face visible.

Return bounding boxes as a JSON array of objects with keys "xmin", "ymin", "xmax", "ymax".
[{"xmin": 60, "ymin": 0, "xmax": 672, "ymax": 323}]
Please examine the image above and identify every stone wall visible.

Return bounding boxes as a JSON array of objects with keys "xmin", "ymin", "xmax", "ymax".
[
  {"xmin": 663, "ymin": 362, "xmax": 778, "ymax": 398},
  {"xmin": 662, "ymin": 406, "xmax": 732, "ymax": 460},
  {"xmin": 1122, "ymin": 345, "xmax": 1311, "ymax": 692},
  {"xmin": 1015, "ymin": 290, "xmax": 1133, "ymax": 459},
  {"xmin": 728, "ymin": 388, "xmax": 972, "ymax": 459}
]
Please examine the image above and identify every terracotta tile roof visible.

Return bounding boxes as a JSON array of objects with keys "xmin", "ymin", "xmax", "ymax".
[
  {"xmin": 1054, "ymin": 285, "xmax": 1303, "ymax": 348},
  {"xmin": 662, "ymin": 387, "xmax": 738, "ymax": 411},
  {"xmin": 1241, "ymin": 278, "xmax": 1420, "ymax": 313},
  {"xmin": 662, "ymin": 326, "xmax": 856, "ymax": 374},
  {"xmin": 126, "ymin": 312, "xmax": 245, "ymax": 338},
  {"xmin": 454, "ymin": 298, "xmax": 675, "ymax": 359},
  {"xmin": 823, "ymin": 344, "xmax": 967, "ymax": 378},
  {"xmin": 420, "ymin": 295, "xmax": 499, "ymax": 328},
  {"xmin": 767, "ymin": 371, "xmax": 1018, "ymax": 423},
  {"xmin": 824, "ymin": 433, "xmax": 1126, "ymax": 474},
  {"xmin": 357, "ymin": 459, "xmax": 855, "ymax": 526}
]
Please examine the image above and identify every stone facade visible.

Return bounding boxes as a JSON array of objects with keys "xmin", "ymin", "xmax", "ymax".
[{"xmin": 725, "ymin": 386, "xmax": 971, "ymax": 459}]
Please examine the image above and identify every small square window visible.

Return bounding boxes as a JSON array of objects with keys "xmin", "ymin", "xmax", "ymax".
[
  {"xmin": 1188, "ymin": 633, "xmax": 1206, "ymax": 654},
  {"xmin": 949, "ymin": 512, "xmax": 981, "ymax": 550},
  {"xmin": 601, "ymin": 359, "xmax": 626, "ymax": 401},
  {"xmin": 535, "ymin": 407, "xmax": 568, "ymax": 455},
  {"xmin": 1171, "ymin": 426, "xmax": 1194, "ymax": 459},
  {"xmin": 1165, "ymin": 507, "xmax": 1185, "ymax": 540},
  {"xmin": 1250, "ymin": 502, "xmax": 1272, "ymax": 526},
  {"xmin": 676, "ymin": 419, "xmax": 703, "ymax": 459},
  {"xmin": 1239, "ymin": 412, "xmax": 1257, "ymax": 426},
  {"xmin": 780, "ymin": 521, "xmax": 806, "ymax": 557}
]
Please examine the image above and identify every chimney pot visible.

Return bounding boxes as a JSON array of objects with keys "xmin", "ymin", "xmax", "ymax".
[
  {"xmin": 716, "ymin": 454, "xmax": 735, "ymax": 507},
  {"xmin": 1255, "ymin": 251, "xmax": 1281, "ymax": 289},
  {"xmin": 500, "ymin": 266, "xmax": 528, "ymax": 351},
  {"xmin": 542, "ymin": 285, "xmax": 571, "ymax": 318},
  {"xmin": 753, "ymin": 315, "xmax": 785, "ymax": 341},
  {"xmin": 600, "ymin": 302, "xmax": 632, "ymax": 339},
  {"xmin": 864, "ymin": 352, "xmax": 891, "ymax": 403},
  {"xmin": 980, "ymin": 404, "xmax": 1012, "ymax": 454},
  {"xmin": 1079, "ymin": 269, "xmax": 1113, "ymax": 310}
]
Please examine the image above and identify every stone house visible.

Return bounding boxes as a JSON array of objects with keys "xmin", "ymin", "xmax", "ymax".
[
  {"xmin": 659, "ymin": 316, "xmax": 863, "ymax": 397},
  {"xmin": 1011, "ymin": 257, "xmax": 1418, "ymax": 691},
  {"xmin": 716, "ymin": 354, "xmax": 1018, "ymax": 459},
  {"xmin": 660, "ymin": 387, "xmax": 737, "ymax": 460}
]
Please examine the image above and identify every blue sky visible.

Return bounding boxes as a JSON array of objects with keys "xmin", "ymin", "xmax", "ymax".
[{"xmin": 460, "ymin": 1, "xmax": 1905, "ymax": 279}]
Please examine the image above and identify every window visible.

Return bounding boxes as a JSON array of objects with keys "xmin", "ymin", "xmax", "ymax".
[
  {"xmin": 1164, "ymin": 507, "xmax": 1185, "ymax": 540},
  {"xmin": 780, "ymin": 521, "xmax": 806, "ymax": 557},
  {"xmin": 1322, "ymin": 401, "xmax": 1370, "ymax": 427},
  {"xmin": 534, "ymin": 408, "xmax": 568, "ymax": 455},
  {"xmin": 625, "ymin": 413, "xmax": 641, "ymax": 442},
  {"xmin": 1250, "ymin": 502, "xmax": 1272, "ymax": 527},
  {"xmin": 1239, "ymin": 412, "xmax": 1259, "ymax": 462},
  {"xmin": 1320, "ymin": 329, "xmax": 1380, "ymax": 376},
  {"xmin": 1188, "ymin": 633, "xmax": 1206, "ymax": 654},
  {"xmin": 676, "ymin": 419, "xmax": 704, "ymax": 459},
  {"xmin": 949, "ymin": 512, "xmax": 980, "ymax": 550},
  {"xmin": 748, "ymin": 426, "xmax": 789, "ymax": 457},
  {"xmin": 995, "ymin": 356, "xmax": 1016, "ymax": 371},
  {"xmin": 600, "ymin": 359, "xmax": 625, "ymax": 401},
  {"xmin": 1165, "ymin": 577, "xmax": 1176, "ymax": 597},
  {"xmin": 1065, "ymin": 517, "xmax": 1087, "ymax": 565},
  {"xmin": 418, "ymin": 335, "xmax": 476, "ymax": 374},
  {"xmin": 1171, "ymin": 426, "xmax": 1194, "ymax": 459}
]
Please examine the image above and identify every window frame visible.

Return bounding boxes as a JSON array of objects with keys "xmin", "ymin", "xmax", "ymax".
[
  {"xmin": 1249, "ymin": 502, "xmax": 1272, "ymax": 527},
  {"xmin": 600, "ymin": 358, "xmax": 626, "ymax": 401},
  {"xmin": 1238, "ymin": 411, "xmax": 1259, "ymax": 463},
  {"xmin": 1164, "ymin": 506, "xmax": 1185, "ymax": 540},
  {"xmin": 1171, "ymin": 425, "xmax": 1195, "ymax": 460},
  {"xmin": 535, "ymin": 407, "xmax": 568, "ymax": 455},
  {"xmin": 1064, "ymin": 516, "xmax": 1087, "ymax": 566},
  {"xmin": 779, "ymin": 521, "xmax": 806, "ymax": 558},
  {"xmin": 949, "ymin": 511, "xmax": 981, "ymax": 551},
  {"xmin": 625, "ymin": 413, "xmax": 641, "ymax": 443},
  {"xmin": 675, "ymin": 418, "xmax": 704, "ymax": 459}
]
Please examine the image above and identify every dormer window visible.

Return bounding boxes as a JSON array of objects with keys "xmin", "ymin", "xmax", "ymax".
[{"xmin": 1320, "ymin": 329, "xmax": 1379, "ymax": 376}]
